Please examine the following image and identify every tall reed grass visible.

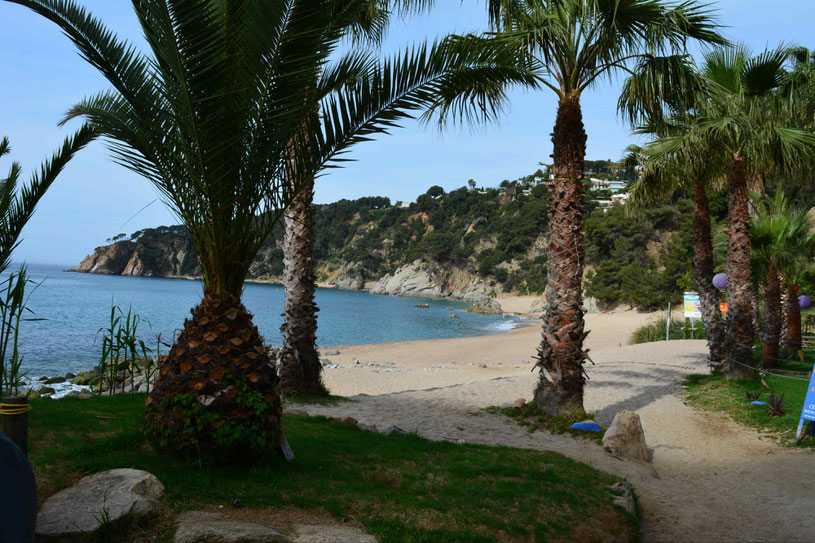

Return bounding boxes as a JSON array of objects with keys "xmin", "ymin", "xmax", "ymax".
[{"xmin": 629, "ymin": 317, "xmax": 707, "ymax": 345}]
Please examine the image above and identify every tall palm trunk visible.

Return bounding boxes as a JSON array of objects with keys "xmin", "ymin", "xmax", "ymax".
[
  {"xmin": 692, "ymin": 179, "xmax": 725, "ymax": 369},
  {"xmin": 146, "ymin": 291, "xmax": 282, "ymax": 462},
  {"xmin": 761, "ymin": 264, "xmax": 781, "ymax": 367},
  {"xmin": 278, "ymin": 176, "xmax": 323, "ymax": 395},
  {"xmin": 785, "ymin": 287, "xmax": 803, "ymax": 355},
  {"xmin": 779, "ymin": 280, "xmax": 790, "ymax": 355},
  {"xmin": 725, "ymin": 157, "xmax": 755, "ymax": 380},
  {"xmin": 534, "ymin": 94, "xmax": 588, "ymax": 416}
]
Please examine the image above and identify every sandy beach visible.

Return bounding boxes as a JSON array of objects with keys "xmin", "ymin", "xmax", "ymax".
[{"xmin": 295, "ymin": 297, "xmax": 814, "ymax": 542}]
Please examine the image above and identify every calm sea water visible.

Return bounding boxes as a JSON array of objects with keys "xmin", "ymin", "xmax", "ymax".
[{"xmin": 10, "ymin": 263, "xmax": 525, "ymax": 379}]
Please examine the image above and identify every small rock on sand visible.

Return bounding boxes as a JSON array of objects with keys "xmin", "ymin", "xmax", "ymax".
[
  {"xmin": 323, "ymin": 349, "xmax": 340, "ymax": 356},
  {"xmin": 513, "ymin": 398, "xmax": 526, "ymax": 409}
]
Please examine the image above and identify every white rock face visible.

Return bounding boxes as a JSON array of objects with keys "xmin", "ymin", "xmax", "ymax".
[
  {"xmin": 369, "ymin": 259, "xmax": 489, "ymax": 302},
  {"xmin": 602, "ymin": 410, "xmax": 649, "ymax": 462},
  {"xmin": 36, "ymin": 468, "xmax": 165, "ymax": 540}
]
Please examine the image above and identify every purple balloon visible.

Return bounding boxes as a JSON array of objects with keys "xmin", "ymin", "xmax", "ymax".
[
  {"xmin": 799, "ymin": 295, "xmax": 811, "ymax": 309},
  {"xmin": 712, "ymin": 273, "xmax": 728, "ymax": 290}
]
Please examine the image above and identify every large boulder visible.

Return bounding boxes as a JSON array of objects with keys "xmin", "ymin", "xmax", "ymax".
[
  {"xmin": 602, "ymin": 411, "xmax": 648, "ymax": 462},
  {"xmin": 36, "ymin": 468, "xmax": 165, "ymax": 540},
  {"xmin": 332, "ymin": 262, "xmax": 365, "ymax": 291},
  {"xmin": 466, "ymin": 297, "xmax": 503, "ymax": 315}
]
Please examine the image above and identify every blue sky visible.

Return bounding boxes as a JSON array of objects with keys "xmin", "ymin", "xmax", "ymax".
[{"xmin": 1, "ymin": 0, "xmax": 813, "ymax": 265}]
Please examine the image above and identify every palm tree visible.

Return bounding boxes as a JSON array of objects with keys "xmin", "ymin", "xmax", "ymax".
[
  {"xmin": 751, "ymin": 191, "xmax": 815, "ymax": 367},
  {"xmin": 0, "ymin": 128, "xmax": 95, "ymax": 394},
  {"xmin": 642, "ymin": 46, "xmax": 815, "ymax": 380},
  {"xmin": 9, "ymin": 0, "xmax": 537, "ymax": 460},
  {"xmin": 483, "ymin": 0, "xmax": 724, "ymax": 415},
  {"xmin": 625, "ymin": 122, "xmax": 728, "ymax": 368},
  {"xmin": 279, "ymin": 1, "xmax": 436, "ymax": 396}
]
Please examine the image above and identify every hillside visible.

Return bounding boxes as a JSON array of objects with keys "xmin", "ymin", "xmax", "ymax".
[{"xmin": 73, "ymin": 170, "xmax": 717, "ymax": 310}]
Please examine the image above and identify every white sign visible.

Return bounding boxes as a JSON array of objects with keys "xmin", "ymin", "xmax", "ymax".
[{"xmin": 683, "ymin": 292, "xmax": 702, "ymax": 319}]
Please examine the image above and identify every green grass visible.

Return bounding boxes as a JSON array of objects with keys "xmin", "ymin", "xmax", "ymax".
[
  {"xmin": 684, "ymin": 371, "xmax": 815, "ymax": 447},
  {"xmin": 629, "ymin": 317, "xmax": 707, "ymax": 345},
  {"xmin": 28, "ymin": 395, "xmax": 637, "ymax": 542},
  {"xmin": 484, "ymin": 403, "xmax": 606, "ymax": 445}
]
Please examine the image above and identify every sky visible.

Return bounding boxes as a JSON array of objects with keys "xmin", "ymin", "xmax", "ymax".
[{"xmin": 0, "ymin": 1, "xmax": 813, "ymax": 266}]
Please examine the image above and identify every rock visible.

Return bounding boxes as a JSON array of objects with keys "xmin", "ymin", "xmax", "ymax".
[
  {"xmin": 602, "ymin": 411, "xmax": 648, "ymax": 462},
  {"xmin": 369, "ymin": 259, "xmax": 490, "ymax": 301},
  {"xmin": 610, "ymin": 482, "xmax": 636, "ymax": 515},
  {"xmin": 341, "ymin": 417, "xmax": 358, "ymax": 426},
  {"xmin": 448, "ymin": 314, "xmax": 459, "ymax": 319},
  {"xmin": 36, "ymin": 468, "xmax": 164, "ymax": 540},
  {"xmin": 414, "ymin": 303, "xmax": 430, "ymax": 308},
  {"xmin": 173, "ymin": 511, "xmax": 290, "ymax": 543},
  {"xmin": 445, "ymin": 306, "xmax": 456, "ymax": 310},
  {"xmin": 380, "ymin": 425, "xmax": 408, "ymax": 436},
  {"xmin": 65, "ymin": 372, "xmax": 76, "ymax": 379},
  {"xmin": 613, "ymin": 497, "xmax": 636, "ymax": 516},
  {"xmin": 21, "ymin": 388, "xmax": 40, "ymax": 400},
  {"xmin": 64, "ymin": 390, "xmax": 80, "ymax": 398},
  {"xmin": 323, "ymin": 349, "xmax": 340, "ymax": 356},
  {"xmin": 44, "ymin": 376, "xmax": 66, "ymax": 385},
  {"xmin": 331, "ymin": 261, "xmax": 366, "ymax": 291},
  {"xmin": 466, "ymin": 297, "xmax": 503, "ymax": 315},
  {"xmin": 79, "ymin": 388, "xmax": 93, "ymax": 399},
  {"xmin": 356, "ymin": 423, "xmax": 378, "ymax": 433},
  {"xmin": 478, "ymin": 363, "xmax": 487, "ymax": 368},
  {"xmin": 37, "ymin": 386, "xmax": 56, "ymax": 396},
  {"xmin": 512, "ymin": 398, "xmax": 526, "ymax": 409},
  {"xmin": 290, "ymin": 524, "xmax": 377, "ymax": 543},
  {"xmin": 38, "ymin": 376, "xmax": 48, "ymax": 381}
]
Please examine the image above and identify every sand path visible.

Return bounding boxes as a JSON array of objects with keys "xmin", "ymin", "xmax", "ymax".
[{"xmin": 296, "ymin": 310, "xmax": 813, "ymax": 542}]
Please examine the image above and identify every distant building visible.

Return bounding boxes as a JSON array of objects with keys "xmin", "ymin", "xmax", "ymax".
[
  {"xmin": 611, "ymin": 192, "xmax": 630, "ymax": 205},
  {"xmin": 400, "ymin": 201, "xmax": 412, "ymax": 208}
]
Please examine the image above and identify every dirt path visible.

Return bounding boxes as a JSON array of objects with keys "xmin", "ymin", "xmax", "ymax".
[{"xmin": 300, "ymin": 340, "xmax": 814, "ymax": 542}]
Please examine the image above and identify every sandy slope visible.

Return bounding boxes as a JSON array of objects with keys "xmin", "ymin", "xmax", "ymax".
[{"xmin": 295, "ymin": 303, "xmax": 814, "ymax": 542}]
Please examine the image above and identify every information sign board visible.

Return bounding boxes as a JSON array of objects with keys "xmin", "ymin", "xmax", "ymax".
[{"xmin": 683, "ymin": 292, "xmax": 702, "ymax": 319}]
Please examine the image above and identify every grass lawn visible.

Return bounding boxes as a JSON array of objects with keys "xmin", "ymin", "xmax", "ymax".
[
  {"xmin": 27, "ymin": 394, "xmax": 638, "ymax": 543},
  {"xmin": 684, "ymin": 369, "xmax": 815, "ymax": 448}
]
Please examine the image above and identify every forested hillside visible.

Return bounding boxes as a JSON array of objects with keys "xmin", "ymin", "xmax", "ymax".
[{"xmin": 75, "ymin": 169, "xmax": 721, "ymax": 310}]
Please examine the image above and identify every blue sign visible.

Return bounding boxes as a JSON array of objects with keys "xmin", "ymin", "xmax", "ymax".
[{"xmin": 795, "ymin": 371, "xmax": 815, "ymax": 439}]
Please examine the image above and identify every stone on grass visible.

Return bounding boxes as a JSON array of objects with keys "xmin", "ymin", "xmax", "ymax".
[
  {"xmin": 36, "ymin": 468, "xmax": 164, "ymax": 540},
  {"xmin": 512, "ymin": 398, "xmax": 526, "ymax": 409},
  {"xmin": 602, "ymin": 411, "xmax": 648, "ymax": 462},
  {"xmin": 174, "ymin": 512, "xmax": 290, "ymax": 543},
  {"xmin": 356, "ymin": 423, "xmax": 378, "ymax": 433},
  {"xmin": 380, "ymin": 425, "xmax": 408, "ymax": 436},
  {"xmin": 290, "ymin": 524, "xmax": 377, "ymax": 543},
  {"xmin": 341, "ymin": 417, "xmax": 358, "ymax": 426}
]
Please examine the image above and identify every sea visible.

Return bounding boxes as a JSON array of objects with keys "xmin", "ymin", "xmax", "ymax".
[{"xmin": 8, "ymin": 263, "xmax": 530, "ymax": 381}]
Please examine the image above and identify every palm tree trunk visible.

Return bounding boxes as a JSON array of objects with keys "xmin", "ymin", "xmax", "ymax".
[
  {"xmin": 534, "ymin": 94, "xmax": 588, "ymax": 417},
  {"xmin": 785, "ymin": 287, "xmax": 802, "ymax": 354},
  {"xmin": 779, "ymin": 278, "xmax": 790, "ymax": 356},
  {"xmin": 146, "ymin": 291, "xmax": 283, "ymax": 462},
  {"xmin": 278, "ymin": 175, "xmax": 323, "ymax": 395},
  {"xmin": 692, "ymin": 179, "xmax": 725, "ymax": 369},
  {"xmin": 725, "ymin": 157, "xmax": 755, "ymax": 380},
  {"xmin": 761, "ymin": 264, "xmax": 781, "ymax": 367}
]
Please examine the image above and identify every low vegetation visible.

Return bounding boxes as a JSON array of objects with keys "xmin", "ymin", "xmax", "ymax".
[
  {"xmin": 484, "ymin": 404, "xmax": 606, "ymax": 445},
  {"xmin": 29, "ymin": 395, "xmax": 638, "ymax": 543},
  {"xmin": 684, "ymin": 369, "xmax": 815, "ymax": 447},
  {"xmin": 629, "ymin": 317, "xmax": 708, "ymax": 345}
]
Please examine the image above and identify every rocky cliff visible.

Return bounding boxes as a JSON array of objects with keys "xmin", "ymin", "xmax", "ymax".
[{"xmin": 369, "ymin": 260, "xmax": 491, "ymax": 302}]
